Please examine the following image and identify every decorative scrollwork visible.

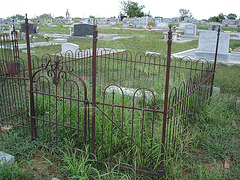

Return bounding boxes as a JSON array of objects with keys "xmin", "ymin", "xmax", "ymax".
[{"xmin": 45, "ymin": 58, "xmax": 67, "ymax": 85}]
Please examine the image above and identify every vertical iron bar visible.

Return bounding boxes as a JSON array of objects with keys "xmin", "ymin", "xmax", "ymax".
[
  {"xmin": 160, "ymin": 25, "xmax": 172, "ymax": 176},
  {"xmin": 210, "ymin": 26, "xmax": 220, "ymax": 97},
  {"xmin": 25, "ymin": 14, "xmax": 37, "ymax": 139},
  {"xmin": 91, "ymin": 24, "xmax": 98, "ymax": 156}
]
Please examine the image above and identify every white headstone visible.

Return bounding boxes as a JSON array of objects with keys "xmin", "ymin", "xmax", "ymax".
[
  {"xmin": 194, "ymin": 31, "xmax": 230, "ymax": 61},
  {"xmin": 62, "ymin": 43, "xmax": 79, "ymax": 55},
  {"xmin": 156, "ymin": 23, "xmax": 168, "ymax": 29}
]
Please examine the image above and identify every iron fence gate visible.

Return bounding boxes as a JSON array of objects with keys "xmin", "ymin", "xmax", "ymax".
[{"xmin": 0, "ymin": 29, "xmax": 30, "ymax": 129}]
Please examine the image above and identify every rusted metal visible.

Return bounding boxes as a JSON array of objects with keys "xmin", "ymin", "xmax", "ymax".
[
  {"xmin": 159, "ymin": 25, "xmax": 172, "ymax": 176},
  {"xmin": 91, "ymin": 24, "xmax": 98, "ymax": 156},
  {"xmin": 25, "ymin": 14, "xmax": 37, "ymax": 139},
  {"xmin": 210, "ymin": 25, "xmax": 220, "ymax": 97},
  {"xmin": 0, "ymin": 16, "xmax": 219, "ymax": 178}
]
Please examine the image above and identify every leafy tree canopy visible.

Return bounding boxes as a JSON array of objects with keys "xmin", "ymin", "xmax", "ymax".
[
  {"xmin": 120, "ymin": 0, "xmax": 145, "ymax": 17},
  {"xmin": 38, "ymin": 13, "xmax": 50, "ymax": 19},
  {"xmin": 179, "ymin": 9, "xmax": 193, "ymax": 21},
  {"xmin": 9, "ymin": 14, "xmax": 25, "ymax": 21},
  {"xmin": 208, "ymin": 13, "xmax": 226, "ymax": 22},
  {"xmin": 227, "ymin": 13, "xmax": 237, "ymax": 20}
]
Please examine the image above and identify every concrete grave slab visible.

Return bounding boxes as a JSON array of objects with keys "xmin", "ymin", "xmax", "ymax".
[{"xmin": 0, "ymin": 151, "xmax": 15, "ymax": 165}]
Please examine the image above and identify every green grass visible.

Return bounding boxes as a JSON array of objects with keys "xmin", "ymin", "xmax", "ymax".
[
  {"xmin": 0, "ymin": 162, "xmax": 31, "ymax": 180},
  {"xmin": 1, "ymin": 26, "xmax": 240, "ymax": 179}
]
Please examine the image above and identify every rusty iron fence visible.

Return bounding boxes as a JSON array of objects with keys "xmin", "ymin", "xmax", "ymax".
[{"xmin": 0, "ymin": 16, "xmax": 220, "ymax": 177}]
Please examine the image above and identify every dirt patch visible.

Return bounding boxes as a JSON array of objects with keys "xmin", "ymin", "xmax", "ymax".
[{"xmin": 19, "ymin": 150, "xmax": 64, "ymax": 179}]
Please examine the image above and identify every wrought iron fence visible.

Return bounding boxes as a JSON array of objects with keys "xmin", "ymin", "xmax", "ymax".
[{"xmin": 0, "ymin": 16, "xmax": 221, "ymax": 177}]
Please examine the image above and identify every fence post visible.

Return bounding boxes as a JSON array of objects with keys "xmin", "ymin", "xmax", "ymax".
[
  {"xmin": 25, "ymin": 14, "xmax": 37, "ymax": 140},
  {"xmin": 91, "ymin": 24, "xmax": 98, "ymax": 157},
  {"xmin": 210, "ymin": 26, "xmax": 220, "ymax": 97},
  {"xmin": 160, "ymin": 25, "xmax": 172, "ymax": 176}
]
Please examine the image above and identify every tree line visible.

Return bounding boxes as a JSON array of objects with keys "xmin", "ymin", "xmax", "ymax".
[{"xmin": 5, "ymin": 1, "xmax": 239, "ymax": 22}]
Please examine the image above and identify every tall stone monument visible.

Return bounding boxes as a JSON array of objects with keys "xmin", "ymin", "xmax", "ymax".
[{"xmin": 65, "ymin": 9, "xmax": 73, "ymax": 23}]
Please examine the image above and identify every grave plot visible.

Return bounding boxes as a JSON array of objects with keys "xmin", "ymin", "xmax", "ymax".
[{"xmin": 0, "ymin": 20, "xmax": 218, "ymax": 178}]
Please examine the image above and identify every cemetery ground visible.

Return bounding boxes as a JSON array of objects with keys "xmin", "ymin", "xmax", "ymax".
[{"xmin": 0, "ymin": 24, "xmax": 240, "ymax": 179}]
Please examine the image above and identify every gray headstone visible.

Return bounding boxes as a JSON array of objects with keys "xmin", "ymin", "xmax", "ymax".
[
  {"xmin": 74, "ymin": 24, "xmax": 93, "ymax": 36},
  {"xmin": 0, "ymin": 151, "xmax": 15, "ymax": 165},
  {"xmin": 182, "ymin": 24, "xmax": 197, "ymax": 38},
  {"xmin": 195, "ymin": 31, "xmax": 230, "ymax": 61},
  {"xmin": 20, "ymin": 23, "xmax": 38, "ymax": 34}
]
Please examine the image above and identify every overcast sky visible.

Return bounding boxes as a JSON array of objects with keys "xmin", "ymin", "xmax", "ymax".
[{"xmin": 1, "ymin": 0, "xmax": 239, "ymax": 20}]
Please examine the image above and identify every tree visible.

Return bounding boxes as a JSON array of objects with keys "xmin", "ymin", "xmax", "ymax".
[
  {"xmin": 39, "ymin": 13, "xmax": 50, "ymax": 19},
  {"xmin": 227, "ymin": 13, "xmax": 237, "ymax": 20},
  {"xmin": 208, "ymin": 13, "xmax": 225, "ymax": 22},
  {"xmin": 10, "ymin": 14, "xmax": 25, "ymax": 21},
  {"xmin": 179, "ymin": 9, "xmax": 193, "ymax": 21},
  {"xmin": 120, "ymin": 0, "xmax": 145, "ymax": 17}
]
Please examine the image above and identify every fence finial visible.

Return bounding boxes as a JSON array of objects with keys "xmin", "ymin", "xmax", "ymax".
[{"xmin": 168, "ymin": 25, "xmax": 172, "ymax": 44}]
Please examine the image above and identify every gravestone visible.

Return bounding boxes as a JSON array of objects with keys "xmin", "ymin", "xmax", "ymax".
[
  {"xmin": 0, "ymin": 151, "xmax": 15, "ymax": 165},
  {"xmin": 162, "ymin": 17, "xmax": 179, "ymax": 24},
  {"xmin": 39, "ymin": 17, "xmax": 46, "ymax": 24},
  {"xmin": 222, "ymin": 19, "xmax": 235, "ymax": 26},
  {"xmin": 209, "ymin": 23, "xmax": 221, "ymax": 31},
  {"xmin": 179, "ymin": 23, "xmax": 191, "ymax": 30},
  {"xmin": 82, "ymin": 18, "xmax": 94, "ymax": 24},
  {"xmin": 97, "ymin": 18, "xmax": 108, "ymax": 25},
  {"xmin": 154, "ymin": 17, "xmax": 162, "ymax": 25},
  {"xmin": 20, "ymin": 23, "xmax": 38, "ymax": 34},
  {"xmin": 194, "ymin": 31, "xmax": 230, "ymax": 61},
  {"xmin": 74, "ymin": 24, "xmax": 93, "ymax": 36},
  {"xmin": 156, "ymin": 23, "xmax": 168, "ymax": 29},
  {"xmin": 62, "ymin": 43, "xmax": 79, "ymax": 55},
  {"xmin": 9, "ymin": 18, "xmax": 18, "ymax": 25},
  {"xmin": 55, "ymin": 19, "xmax": 65, "ymax": 24},
  {"xmin": 0, "ymin": 18, "xmax": 4, "ymax": 24},
  {"xmin": 184, "ymin": 17, "xmax": 198, "ymax": 24},
  {"xmin": 182, "ymin": 24, "xmax": 197, "ymax": 38}
]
